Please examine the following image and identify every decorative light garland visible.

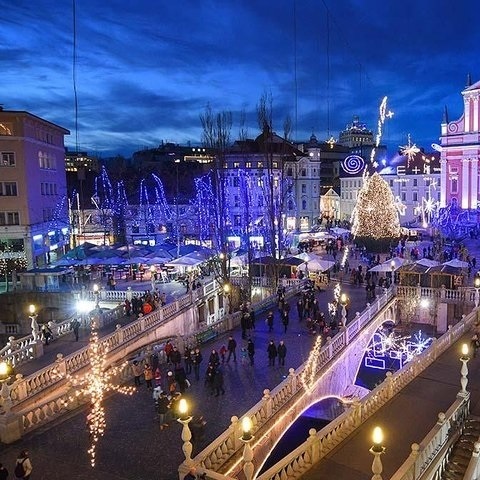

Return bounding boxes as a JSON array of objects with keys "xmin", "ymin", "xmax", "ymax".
[
  {"xmin": 300, "ymin": 335, "xmax": 323, "ymax": 393},
  {"xmin": 62, "ymin": 321, "xmax": 135, "ymax": 467},
  {"xmin": 351, "ymin": 172, "xmax": 401, "ymax": 240}
]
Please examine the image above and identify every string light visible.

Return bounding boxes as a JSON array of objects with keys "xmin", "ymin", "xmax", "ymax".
[
  {"xmin": 365, "ymin": 328, "xmax": 433, "ymax": 370},
  {"xmin": 300, "ymin": 335, "xmax": 323, "ymax": 392},
  {"xmin": 351, "ymin": 172, "xmax": 401, "ymax": 240},
  {"xmin": 399, "ymin": 134, "xmax": 420, "ymax": 168},
  {"xmin": 62, "ymin": 321, "xmax": 135, "ymax": 467},
  {"xmin": 370, "ymin": 96, "xmax": 394, "ymax": 168}
]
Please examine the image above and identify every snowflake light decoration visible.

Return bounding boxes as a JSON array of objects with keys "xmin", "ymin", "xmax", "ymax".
[
  {"xmin": 400, "ymin": 134, "xmax": 420, "ymax": 168},
  {"xmin": 63, "ymin": 322, "xmax": 135, "ymax": 467},
  {"xmin": 365, "ymin": 327, "xmax": 433, "ymax": 370}
]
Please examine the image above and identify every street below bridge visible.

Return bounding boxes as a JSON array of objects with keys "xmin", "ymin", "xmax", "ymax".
[{"xmin": 0, "ymin": 279, "xmax": 372, "ymax": 480}]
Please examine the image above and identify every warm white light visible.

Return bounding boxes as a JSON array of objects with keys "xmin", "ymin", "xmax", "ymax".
[
  {"xmin": 242, "ymin": 417, "xmax": 252, "ymax": 435},
  {"xmin": 0, "ymin": 361, "xmax": 9, "ymax": 377},
  {"xmin": 77, "ymin": 299, "xmax": 92, "ymax": 313},
  {"xmin": 390, "ymin": 260, "xmax": 395, "ymax": 269},
  {"xmin": 179, "ymin": 398, "xmax": 188, "ymax": 417},
  {"xmin": 340, "ymin": 293, "xmax": 347, "ymax": 305},
  {"xmin": 93, "ymin": 284, "xmax": 99, "ymax": 293},
  {"xmin": 223, "ymin": 283, "xmax": 231, "ymax": 294},
  {"xmin": 372, "ymin": 426, "xmax": 383, "ymax": 446},
  {"xmin": 420, "ymin": 298, "xmax": 429, "ymax": 309},
  {"xmin": 475, "ymin": 278, "xmax": 480, "ymax": 289},
  {"xmin": 29, "ymin": 304, "xmax": 36, "ymax": 315},
  {"xmin": 462, "ymin": 343, "xmax": 469, "ymax": 357}
]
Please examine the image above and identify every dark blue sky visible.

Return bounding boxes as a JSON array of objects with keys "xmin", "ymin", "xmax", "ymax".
[{"xmin": 1, "ymin": 0, "xmax": 478, "ymax": 157}]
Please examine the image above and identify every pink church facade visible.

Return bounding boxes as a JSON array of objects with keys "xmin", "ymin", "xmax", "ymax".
[{"xmin": 440, "ymin": 79, "xmax": 480, "ymax": 211}]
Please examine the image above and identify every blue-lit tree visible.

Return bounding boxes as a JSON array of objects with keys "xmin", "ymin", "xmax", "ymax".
[{"xmin": 200, "ymin": 104, "xmax": 232, "ymax": 283}]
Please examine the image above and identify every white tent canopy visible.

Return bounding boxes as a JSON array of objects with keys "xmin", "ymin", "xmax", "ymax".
[
  {"xmin": 369, "ymin": 257, "xmax": 410, "ymax": 272},
  {"xmin": 297, "ymin": 258, "xmax": 335, "ymax": 272},
  {"xmin": 442, "ymin": 259, "xmax": 469, "ymax": 268}
]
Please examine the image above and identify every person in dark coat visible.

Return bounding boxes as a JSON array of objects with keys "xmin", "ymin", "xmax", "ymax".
[
  {"xmin": 226, "ymin": 336, "xmax": 237, "ymax": 363},
  {"xmin": 277, "ymin": 340, "xmax": 287, "ymax": 366},
  {"xmin": 170, "ymin": 347, "xmax": 182, "ymax": 368},
  {"xmin": 281, "ymin": 309, "xmax": 289, "ymax": 333},
  {"xmin": 266, "ymin": 311, "xmax": 274, "ymax": 332},
  {"xmin": 212, "ymin": 366, "xmax": 225, "ymax": 396},
  {"xmin": 208, "ymin": 349, "xmax": 220, "ymax": 367},
  {"xmin": 249, "ymin": 308, "xmax": 256, "ymax": 330},
  {"xmin": 247, "ymin": 338, "xmax": 255, "ymax": 366},
  {"xmin": 192, "ymin": 348, "xmax": 203, "ymax": 381},
  {"xmin": 174, "ymin": 365, "xmax": 188, "ymax": 393},
  {"xmin": 204, "ymin": 364, "xmax": 216, "ymax": 395},
  {"xmin": 267, "ymin": 340, "xmax": 278, "ymax": 366}
]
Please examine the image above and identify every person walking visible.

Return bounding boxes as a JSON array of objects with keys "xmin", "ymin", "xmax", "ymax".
[
  {"xmin": 208, "ymin": 349, "xmax": 220, "ymax": 367},
  {"xmin": 184, "ymin": 348, "xmax": 193, "ymax": 374},
  {"xmin": 71, "ymin": 318, "xmax": 80, "ymax": 342},
  {"xmin": 14, "ymin": 450, "xmax": 32, "ymax": 480},
  {"xmin": 157, "ymin": 391, "xmax": 171, "ymax": 430},
  {"xmin": 132, "ymin": 361, "xmax": 143, "ymax": 387},
  {"xmin": 281, "ymin": 309, "xmax": 289, "ymax": 333},
  {"xmin": 267, "ymin": 340, "xmax": 278, "ymax": 366},
  {"xmin": 192, "ymin": 348, "xmax": 203, "ymax": 381},
  {"xmin": 247, "ymin": 338, "xmax": 255, "ymax": 366},
  {"xmin": 170, "ymin": 347, "xmax": 182, "ymax": 368},
  {"xmin": 144, "ymin": 363, "xmax": 154, "ymax": 390},
  {"xmin": 266, "ymin": 311, "xmax": 274, "ymax": 332},
  {"xmin": 277, "ymin": 340, "xmax": 287, "ymax": 366},
  {"xmin": 226, "ymin": 336, "xmax": 237, "ymax": 363},
  {"xmin": 213, "ymin": 366, "xmax": 225, "ymax": 396}
]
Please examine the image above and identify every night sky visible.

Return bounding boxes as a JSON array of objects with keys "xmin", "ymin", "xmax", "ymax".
[{"xmin": 1, "ymin": 0, "xmax": 479, "ymax": 157}]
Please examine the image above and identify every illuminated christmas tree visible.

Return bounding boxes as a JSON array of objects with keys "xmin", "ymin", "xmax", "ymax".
[{"xmin": 351, "ymin": 172, "xmax": 401, "ymax": 251}]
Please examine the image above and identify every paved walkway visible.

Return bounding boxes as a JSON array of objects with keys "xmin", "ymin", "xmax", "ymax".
[
  {"xmin": 301, "ymin": 326, "xmax": 480, "ymax": 480},
  {"xmin": 0, "ymin": 280, "xmax": 369, "ymax": 480},
  {"xmin": 2, "ymin": 235, "xmax": 479, "ymax": 480}
]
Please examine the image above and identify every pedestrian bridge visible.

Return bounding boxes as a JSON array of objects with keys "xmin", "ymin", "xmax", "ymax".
[{"xmin": 179, "ymin": 287, "xmax": 478, "ymax": 480}]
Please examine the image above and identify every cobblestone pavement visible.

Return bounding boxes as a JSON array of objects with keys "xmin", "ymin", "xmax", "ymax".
[
  {"xmin": 4, "ymin": 235, "xmax": 479, "ymax": 480},
  {"xmin": 0, "ymin": 279, "xmax": 370, "ymax": 480}
]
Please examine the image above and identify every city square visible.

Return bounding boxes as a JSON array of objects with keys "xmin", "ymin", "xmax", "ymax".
[{"xmin": 1, "ymin": 2, "xmax": 480, "ymax": 480}]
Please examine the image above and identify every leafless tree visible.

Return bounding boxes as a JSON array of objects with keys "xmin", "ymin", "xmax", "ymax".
[{"xmin": 200, "ymin": 104, "xmax": 232, "ymax": 284}]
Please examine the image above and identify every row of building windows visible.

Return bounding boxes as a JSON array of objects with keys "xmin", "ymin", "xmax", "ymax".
[
  {"xmin": 35, "ymin": 129, "xmax": 55, "ymax": 145},
  {"xmin": 229, "ymin": 161, "xmax": 280, "ymax": 169},
  {"xmin": 0, "ymin": 181, "xmax": 17, "ymax": 196},
  {"xmin": 0, "ymin": 211, "xmax": 20, "ymax": 226},
  {"xmin": 39, "ymin": 152, "xmax": 57, "ymax": 170},
  {"xmin": 41, "ymin": 182, "xmax": 58, "ymax": 195}
]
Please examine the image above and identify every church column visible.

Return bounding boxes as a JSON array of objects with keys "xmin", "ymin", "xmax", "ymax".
[
  {"xmin": 471, "ymin": 157, "xmax": 479, "ymax": 209},
  {"xmin": 440, "ymin": 159, "xmax": 447, "ymax": 207},
  {"xmin": 464, "ymin": 97, "xmax": 471, "ymax": 133},
  {"xmin": 473, "ymin": 96, "xmax": 479, "ymax": 133},
  {"xmin": 461, "ymin": 158, "xmax": 470, "ymax": 209}
]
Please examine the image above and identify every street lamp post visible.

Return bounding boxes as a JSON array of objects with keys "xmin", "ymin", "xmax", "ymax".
[
  {"xmin": 459, "ymin": 343, "xmax": 470, "ymax": 397},
  {"xmin": 223, "ymin": 282, "xmax": 231, "ymax": 314},
  {"xmin": 390, "ymin": 260, "xmax": 395, "ymax": 286},
  {"xmin": 340, "ymin": 293, "xmax": 348, "ymax": 327},
  {"xmin": 175, "ymin": 159, "xmax": 181, "ymax": 259},
  {"xmin": 0, "ymin": 361, "xmax": 13, "ymax": 413},
  {"xmin": 474, "ymin": 277, "xmax": 480, "ymax": 308},
  {"xmin": 177, "ymin": 398, "xmax": 193, "ymax": 466},
  {"xmin": 29, "ymin": 304, "xmax": 40, "ymax": 342},
  {"xmin": 240, "ymin": 416, "xmax": 255, "ymax": 480},
  {"xmin": 369, "ymin": 426, "xmax": 385, "ymax": 480}
]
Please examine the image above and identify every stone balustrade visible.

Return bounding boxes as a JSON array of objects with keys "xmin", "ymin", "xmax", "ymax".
[
  {"xmin": 395, "ymin": 285, "xmax": 477, "ymax": 304},
  {"xmin": 181, "ymin": 288, "xmax": 395, "ymax": 478},
  {"xmin": 249, "ymin": 307, "xmax": 476, "ymax": 480},
  {"xmin": 391, "ymin": 396, "xmax": 470, "ymax": 480},
  {"xmin": 0, "ymin": 280, "xmax": 221, "ymax": 442}
]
